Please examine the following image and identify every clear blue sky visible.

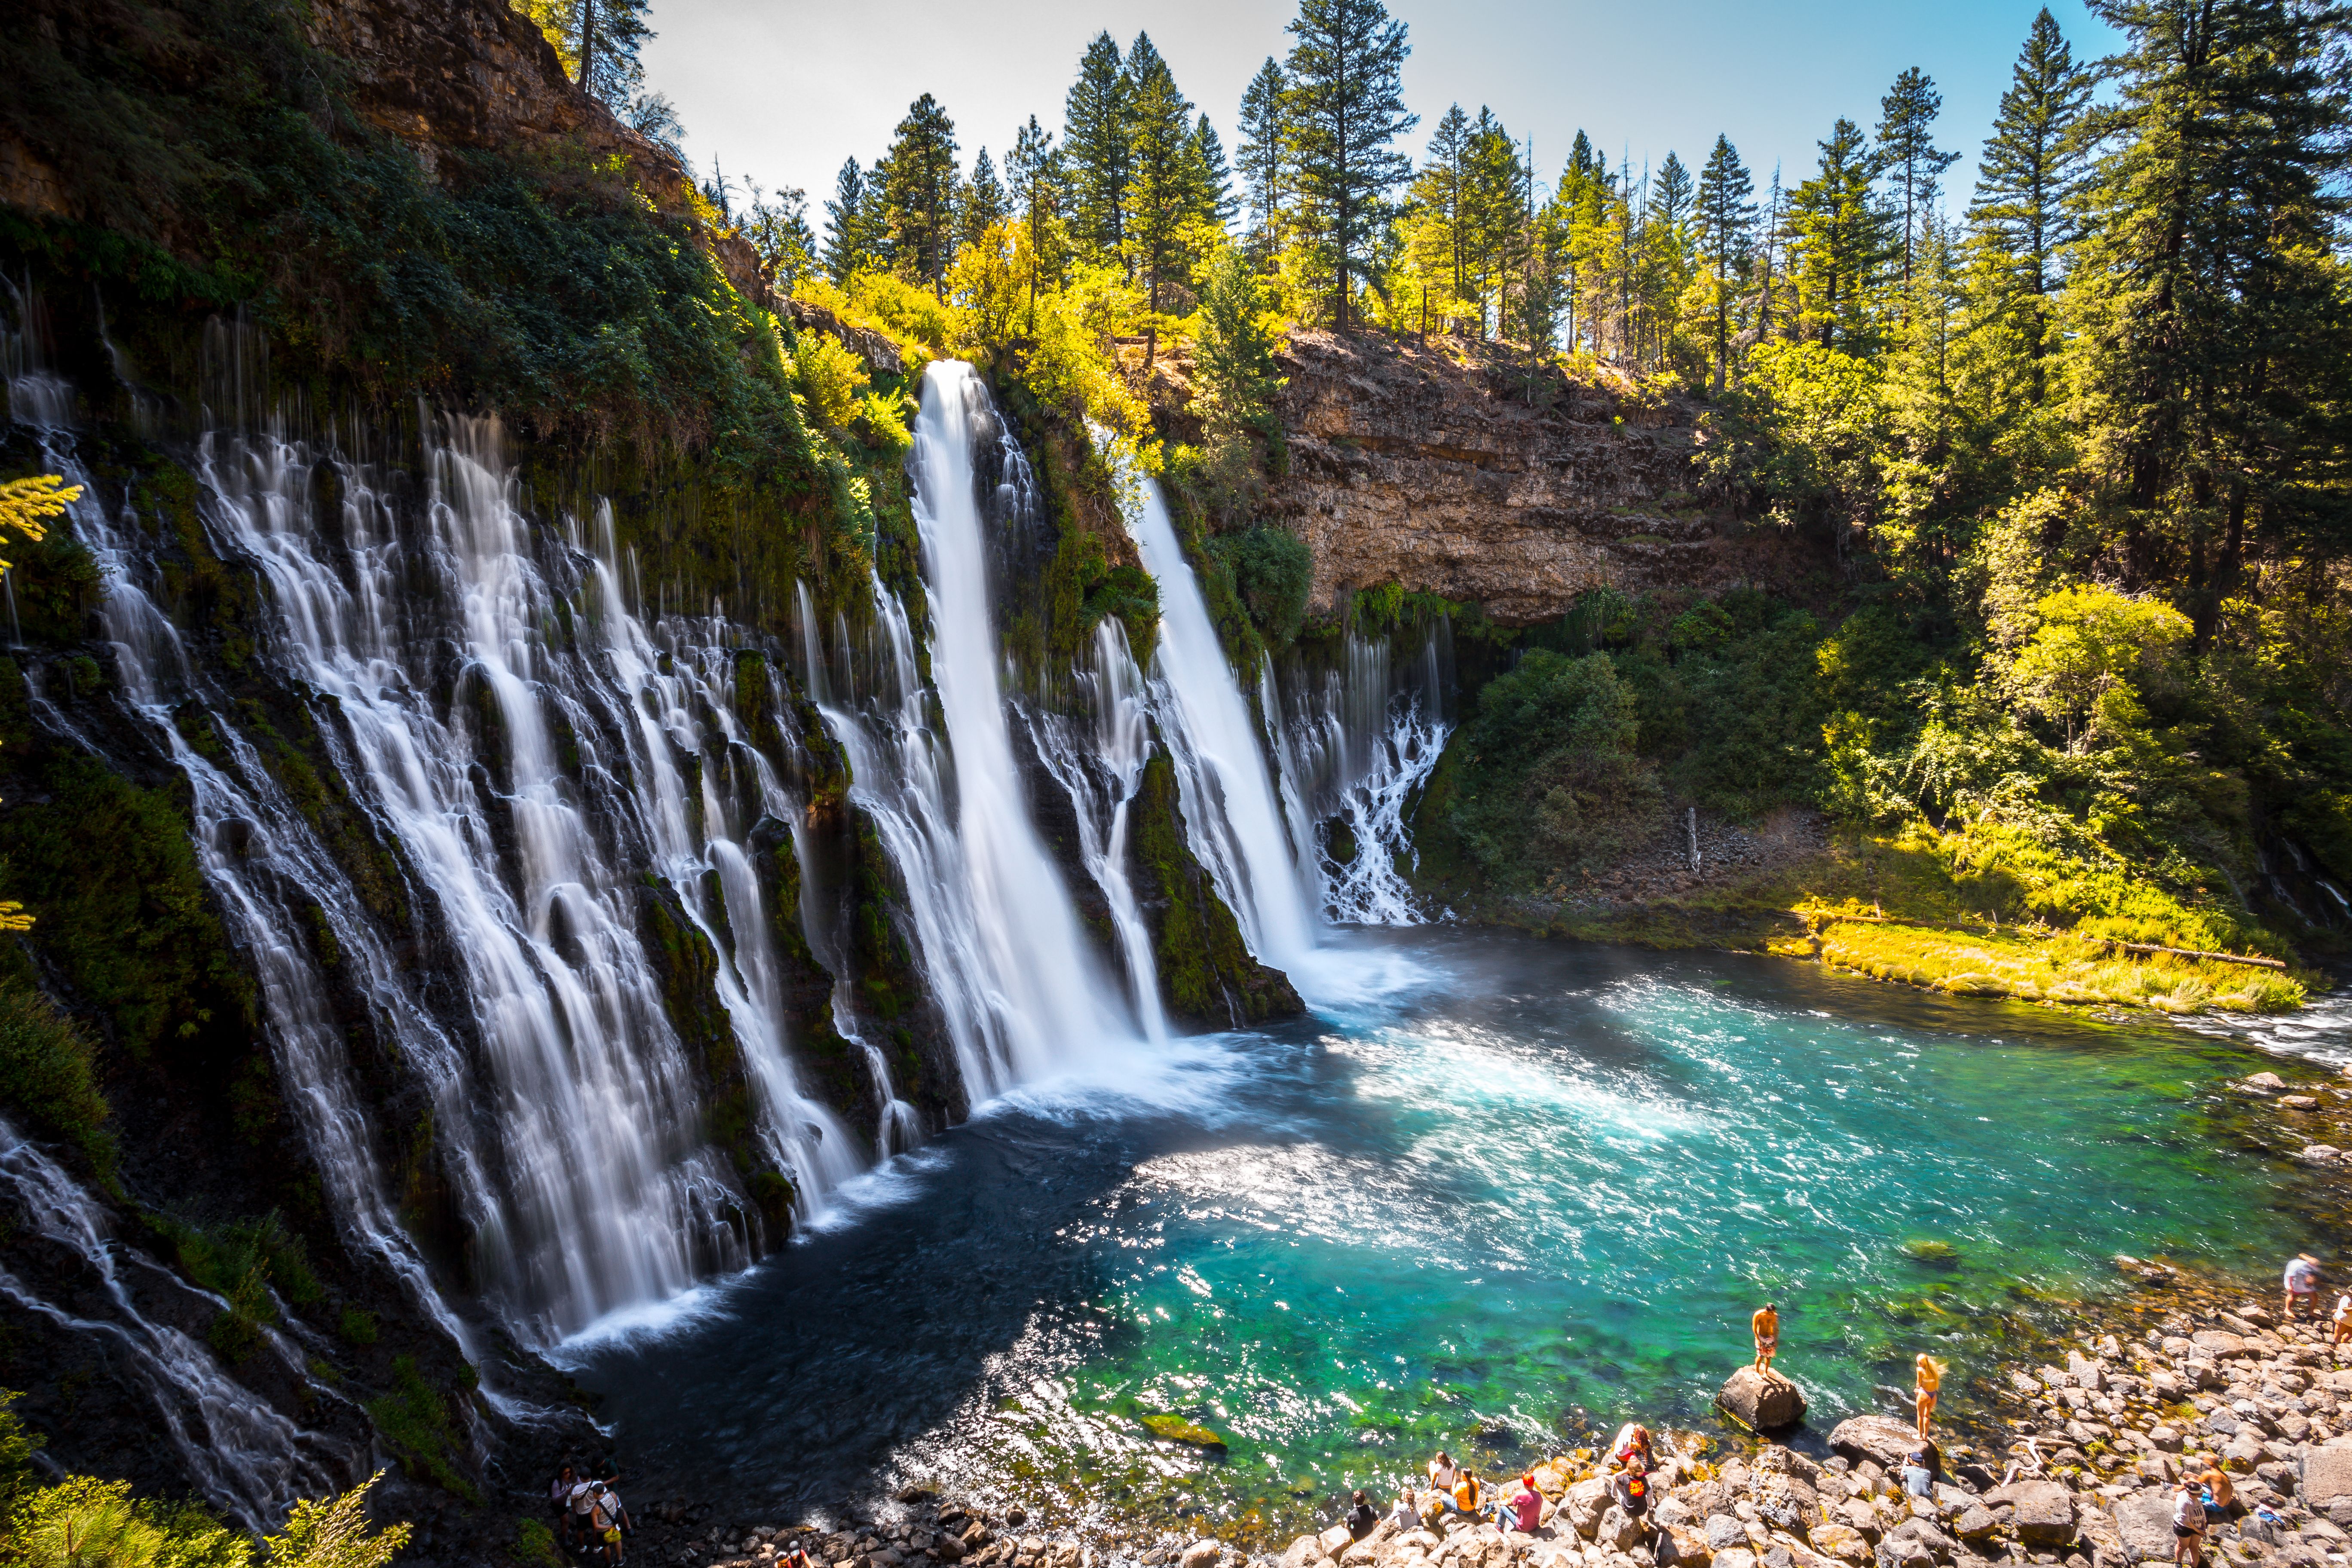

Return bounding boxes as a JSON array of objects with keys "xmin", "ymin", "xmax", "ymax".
[{"xmin": 640, "ymin": 0, "xmax": 2120, "ymax": 230}]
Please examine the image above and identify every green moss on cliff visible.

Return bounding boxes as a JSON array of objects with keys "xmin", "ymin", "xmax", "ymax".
[{"xmin": 1128, "ymin": 749, "xmax": 1302, "ymax": 1027}]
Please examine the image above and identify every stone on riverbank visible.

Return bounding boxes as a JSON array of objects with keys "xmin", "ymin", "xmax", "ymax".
[
  {"xmin": 1985, "ymin": 1480, "xmax": 2075, "ymax": 1547},
  {"xmin": 1718, "ymin": 1366, "xmax": 1807, "ymax": 1432},
  {"xmin": 2108, "ymin": 1493, "xmax": 2176, "ymax": 1563},
  {"xmin": 1828, "ymin": 1415, "xmax": 1923, "ymax": 1469},
  {"xmin": 2303, "ymin": 1446, "xmax": 2352, "ymax": 1509}
]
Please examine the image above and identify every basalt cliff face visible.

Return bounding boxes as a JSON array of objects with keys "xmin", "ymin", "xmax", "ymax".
[{"xmin": 1259, "ymin": 332, "xmax": 1808, "ymax": 627}]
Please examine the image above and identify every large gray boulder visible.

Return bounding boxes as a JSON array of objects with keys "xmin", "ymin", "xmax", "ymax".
[
  {"xmin": 2304, "ymin": 1446, "xmax": 2352, "ymax": 1510},
  {"xmin": 1598, "ymin": 1505, "xmax": 1646, "ymax": 1553},
  {"xmin": 2109, "ymin": 1495, "xmax": 2175, "ymax": 1564},
  {"xmin": 1563, "ymin": 1480, "xmax": 1611, "ymax": 1540},
  {"xmin": 1719, "ymin": 1367, "xmax": 1808, "ymax": 1433},
  {"xmin": 1999, "ymin": 1482, "xmax": 2076, "ymax": 1548},
  {"xmin": 1829, "ymin": 1416, "xmax": 1926, "ymax": 1471}
]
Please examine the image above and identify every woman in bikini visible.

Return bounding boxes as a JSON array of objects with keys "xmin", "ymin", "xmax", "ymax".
[{"xmin": 1914, "ymin": 1354, "xmax": 1943, "ymax": 1441}]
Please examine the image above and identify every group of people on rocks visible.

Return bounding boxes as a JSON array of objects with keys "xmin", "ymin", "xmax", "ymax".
[{"xmin": 550, "ymin": 1461, "xmax": 635, "ymax": 1565}]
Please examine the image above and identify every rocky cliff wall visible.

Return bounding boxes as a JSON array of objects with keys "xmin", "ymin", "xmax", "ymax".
[{"xmin": 1260, "ymin": 332, "xmax": 1808, "ymax": 627}]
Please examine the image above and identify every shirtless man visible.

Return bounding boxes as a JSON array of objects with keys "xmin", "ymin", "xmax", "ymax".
[{"xmin": 1753, "ymin": 1303, "xmax": 1781, "ymax": 1379}]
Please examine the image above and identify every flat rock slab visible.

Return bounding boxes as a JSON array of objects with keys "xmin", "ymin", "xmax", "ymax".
[
  {"xmin": 1828, "ymin": 1415, "xmax": 1923, "ymax": 1470},
  {"xmin": 2110, "ymin": 1495, "xmax": 2176, "ymax": 1563},
  {"xmin": 1719, "ymin": 1367, "xmax": 1808, "ymax": 1432},
  {"xmin": 1992, "ymin": 1481, "xmax": 2076, "ymax": 1547},
  {"xmin": 2306, "ymin": 1447, "xmax": 2352, "ymax": 1509}
]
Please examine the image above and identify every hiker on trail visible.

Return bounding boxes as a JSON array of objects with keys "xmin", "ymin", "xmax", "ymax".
[
  {"xmin": 591, "ymin": 1470, "xmax": 631, "ymax": 1567},
  {"xmin": 1914, "ymin": 1355, "xmax": 1943, "ymax": 1441},
  {"xmin": 2284, "ymin": 1253, "xmax": 2321, "ymax": 1320},
  {"xmin": 569, "ymin": 1469, "xmax": 600, "ymax": 1550},
  {"xmin": 551, "ymin": 1464, "xmax": 578, "ymax": 1549},
  {"xmin": 1752, "ymin": 1303, "xmax": 1781, "ymax": 1378},
  {"xmin": 2173, "ymin": 1475, "xmax": 2205, "ymax": 1568},
  {"xmin": 1346, "ymin": 1491, "xmax": 1378, "ymax": 1542},
  {"xmin": 1389, "ymin": 1487, "xmax": 1421, "ymax": 1534}
]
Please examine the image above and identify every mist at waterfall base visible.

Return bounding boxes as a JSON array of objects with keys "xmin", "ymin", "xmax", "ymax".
[{"xmin": 567, "ymin": 929, "xmax": 2310, "ymax": 1537}]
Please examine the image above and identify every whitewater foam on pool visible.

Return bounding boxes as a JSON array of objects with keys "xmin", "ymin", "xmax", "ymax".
[{"xmin": 564, "ymin": 929, "xmax": 2319, "ymax": 1535}]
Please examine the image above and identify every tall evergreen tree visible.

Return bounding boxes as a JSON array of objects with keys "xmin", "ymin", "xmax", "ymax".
[
  {"xmin": 879, "ymin": 94, "xmax": 961, "ymax": 295},
  {"xmin": 1192, "ymin": 114, "xmax": 1238, "ymax": 229},
  {"xmin": 1237, "ymin": 57, "xmax": 1290, "ymax": 264},
  {"xmin": 1969, "ymin": 7, "xmax": 2095, "ymax": 397},
  {"xmin": 1008, "ymin": 116, "xmax": 1065, "ymax": 320},
  {"xmin": 1282, "ymin": 0, "xmax": 1418, "ymax": 331},
  {"xmin": 1876, "ymin": 67, "xmax": 1961, "ymax": 291},
  {"xmin": 1420, "ymin": 104, "xmax": 1472, "ymax": 306},
  {"xmin": 1461, "ymin": 108, "xmax": 1522, "ymax": 336},
  {"xmin": 742, "ymin": 181, "xmax": 818, "ymax": 292},
  {"xmin": 822, "ymin": 158, "xmax": 884, "ymax": 282},
  {"xmin": 1064, "ymin": 33, "xmax": 1131, "ymax": 261},
  {"xmin": 1695, "ymin": 135, "xmax": 1757, "ymax": 389},
  {"xmin": 962, "ymin": 148, "xmax": 1006, "ymax": 250},
  {"xmin": 1788, "ymin": 117, "xmax": 1893, "ymax": 349},
  {"xmin": 1121, "ymin": 33, "xmax": 1200, "ymax": 318},
  {"xmin": 2065, "ymin": 0, "xmax": 2352, "ymax": 621},
  {"xmin": 574, "ymin": 0, "xmax": 652, "ymax": 110}
]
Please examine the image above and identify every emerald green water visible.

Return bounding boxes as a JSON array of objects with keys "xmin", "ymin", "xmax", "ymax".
[{"xmin": 569, "ymin": 930, "xmax": 2321, "ymax": 1536}]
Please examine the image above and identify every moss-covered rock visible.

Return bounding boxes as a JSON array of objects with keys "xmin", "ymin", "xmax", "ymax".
[{"xmin": 1127, "ymin": 747, "xmax": 1303, "ymax": 1028}]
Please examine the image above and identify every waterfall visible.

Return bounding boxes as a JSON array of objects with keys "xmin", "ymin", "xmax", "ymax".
[
  {"xmin": 803, "ymin": 365, "xmax": 1144, "ymax": 1100},
  {"xmin": 1123, "ymin": 478, "xmax": 1320, "ymax": 974},
  {"xmin": 1025, "ymin": 619, "xmax": 1170, "ymax": 1044},
  {"xmin": 0, "ymin": 1118, "xmax": 331, "ymax": 1530},
  {"xmin": 1270, "ymin": 628, "xmax": 1453, "ymax": 925}
]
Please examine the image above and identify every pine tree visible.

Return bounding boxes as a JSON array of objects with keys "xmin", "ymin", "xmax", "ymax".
[
  {"xmin": 1064, "ymin": 33, "xmax": 1131, "ymax": 262},
  {"xmin": 822, "ymin": 158, "xmax": 884, "ymax": 282},
  {"xmin": 2064, "ymin": 0, "xmax": 2352, "ymax": 622},
  {"xmin": 1788, "ymin": 117, "xmax": 1893, "ymax": 350},
  {"xmin": 1122, "ymin": 33, "xmax": 1199, "ymax": 318},
  {"xmin": 963, "ymin": 148, "xmax": 1006, "ymax": 251},
  {"xmin": 1237, "ymin": 57, "xmax": 1290, "ymax": 264},
  {"xmin": 1460, "ymin": 108, "xmax": 1522, "ymax": 337},
  {"xmin": 878, "ymin": 94, "xmax": 961, "ymax": 295},
  {"xmin": 1420, "ymin": 104, "xmax": 1471, "ymax": 306},
  {"xmin": 1282, "ymin": 0, "xmax": 1418, "ymax": 331},
  {"xmin": 1695, "ymin": 135, "xmax": 1757, "ymax": 389},
  {"xmin": 574, "ymin": 0, "xmax": 652, "ymax": 110},
  {"xmin": 1008, "ymin": 116, "xmax": 1065, "ymax": 315},
  {"xmin": 1876, "ymin": 67, "xmax": 1961, "ymax": 292},
  {"xmin": 1968, "ymin": 7, "xmax": 2095, "ymax": 398},
  {"xmin": 742, "ymin": 181, "xmax": 818, "ymax": 292},
  {"xmin": 1192, "ymin": 114, "xmax": 1238, "ymax": 230}
]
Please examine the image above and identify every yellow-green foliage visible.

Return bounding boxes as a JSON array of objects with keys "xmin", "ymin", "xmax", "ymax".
[
  {"xmin": 1776, "ymin": 914, "xmax": 2303, "ymax": 1013},
  {"xmin": 790, "ymin": 333, "xmax": 869, "ymax": 430},
  {"xmin": 2006, "ymin": 585, "xmax": 2192, "ymax": 752},
  {"xmin": 0, "ymin": 1393, "xmax": 408, "ymax": 1568}
]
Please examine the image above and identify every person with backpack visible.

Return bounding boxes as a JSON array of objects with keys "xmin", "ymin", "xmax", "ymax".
[
  {"xmin": 590, "ymin": 1469, "xmax": 631, "ymax": 1567},
  {"xmin": 569, "ymin": 1468, "xmax": 600, "ymax": 1553}
]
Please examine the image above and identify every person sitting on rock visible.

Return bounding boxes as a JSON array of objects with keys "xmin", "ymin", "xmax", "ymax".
[
  {"xmin": 2283, "ymin": 1253, "xmax": 2321, "ymax": 1320},
  {"xmin": 1752, "ymin": 1304, "xmax": 1781, "ymax": 1379},
  {"xmin": 2200, "ymin": 1467, "xmax": 2239, "ymax": 1523},
  {"xmin": 1611, "ymin": 1424, "xmax": 1654, "ymax": 1476},
  {"xmin": 1346, "ymin": 1491, "xmax": 1379, "ymax": 1541},
  {"xmin": 1452, "ymin": 1470, "xmax": 1484, "ymax": 1519},
  {"xmin": 1900, "ymin": 1447, "xmax": 1935, "ymax": 1498},
  {"xmin": 1913, "ymin": 1355, "xmax": 1943, "ymax": 1441},
  {"xmin": 2172, "ymin": 1475, "xmax": 2206, "ymax": 1568},
  {"xmin": 2332, "ymin": 1291, "xmax": 2350, "ymax": 1347},
  {"xmin": 1389, "ymin": 1488, "xmax": 1421, "ymax": 1534},
  {"xmin": 1427, "ymin": 1453, "xmax": 1461, "ymax": 1513},
  {"xmin": 1504, "ymin": 1476, "xmax": 1544, "ymax": 1536}
]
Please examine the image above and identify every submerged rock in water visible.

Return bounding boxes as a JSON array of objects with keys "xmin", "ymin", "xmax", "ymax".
[
  {"xmin": 1141, "ymin": 1413, "xmax": 1229, "ymax": 1449},
  {"xmin": 1718, "ymin": 1366, "xmax": 1807, "ymax": 1432}
]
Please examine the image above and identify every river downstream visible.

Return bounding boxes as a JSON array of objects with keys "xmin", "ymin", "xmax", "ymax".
[{"xmin": 560, "ymin": 927, "xmax": 2324, "ymax": 1540}]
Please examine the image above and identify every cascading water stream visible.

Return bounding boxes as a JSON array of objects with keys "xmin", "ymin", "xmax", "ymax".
[
  {"xmin": 1121, "ymin": 477, "xmax": 1321, "ymax": 975},
  {"xmin": 1269, "ymin": 628, "xmax": 1453, "ymax": 925}
]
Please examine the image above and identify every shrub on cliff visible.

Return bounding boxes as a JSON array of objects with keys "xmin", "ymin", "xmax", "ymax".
[
  {"xmin": 0, "ymin": 985, "xmax": 116, "ymax": 1190},
  {"xmin": 1207, "ymin": 527, "xmax": 1312, "ymax": 647},
  {"xmin": 1443, "ymin": 650, "xmax": 1665, "ymax": 886}
]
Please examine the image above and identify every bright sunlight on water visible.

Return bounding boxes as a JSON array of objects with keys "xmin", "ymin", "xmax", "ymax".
[{"xmin": 563, "ymin": 929, "xmax": 2320, "ymax": 1540}]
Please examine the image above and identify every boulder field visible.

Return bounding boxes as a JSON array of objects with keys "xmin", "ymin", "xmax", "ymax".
[{"xmin": 656, "ymin": 1293, "xmax": 2352, "ymax": 1568}]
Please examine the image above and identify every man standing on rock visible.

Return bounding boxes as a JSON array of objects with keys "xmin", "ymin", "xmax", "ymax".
[
  {"xmin": 2285, "ymin": 1253, "xmax": 2321, "ymax": 1320},
  {"xmin": 1752, "ymin": 1303, "xmax": 1780, "ymax": 1380}
]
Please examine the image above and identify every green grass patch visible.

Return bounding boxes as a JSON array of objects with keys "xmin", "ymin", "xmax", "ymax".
[{"xmin": 367, "ymin": 1354, "xmax": 478, "ymax": 1502}]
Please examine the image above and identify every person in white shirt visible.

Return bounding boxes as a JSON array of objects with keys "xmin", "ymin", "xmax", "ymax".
[
  {"xmin": 2332, "ymin": 1291, "xmax": 2351, "ymax": 1347},
  {"xmin": 1388, "ymin": 1488, "xmax": 1420, "ymax": 1534},
  {"xmin": 2172, "ymin": 1476, "xmax": 2205, "ymax": 1568},
  {"xmin": 2283, "ymin": 1253, "xmax": 2321, "ymax": 1320}
]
